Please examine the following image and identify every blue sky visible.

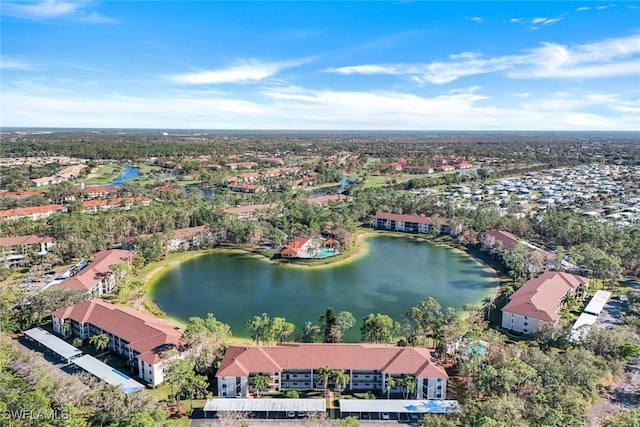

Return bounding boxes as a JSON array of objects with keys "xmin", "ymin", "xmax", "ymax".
[{"xmin": 1, "ymin": 1, "xmax": 639, "ymax": 130}]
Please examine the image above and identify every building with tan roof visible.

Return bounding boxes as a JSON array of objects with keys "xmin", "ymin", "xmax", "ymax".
[
  {"xmin": 214, "ymin": 203, "xmax": 279, "ymax": 220},
  {"xmin": 58, "ymin": 249, "xmax": 131, "ymax": 297},
  {"xmin": 501, "ymin": 271, "xmax": 589, "ymax": 334},
  {"xmin": 52, "ymin": 299, "xmax": 183, "ymax": 386},
  {"xmin": 217, "ymin": 343, "xmax": 448, "ymax": 399},
  {"xmin": 371, "ymin": 212, "xmax": 434, "ymax": 233},
  {"xmin": 0, "ymin": 234, "xmax": 56, "ymax": 267}
]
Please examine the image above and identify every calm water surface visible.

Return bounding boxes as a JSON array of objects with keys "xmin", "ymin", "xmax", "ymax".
[
  {"xmin": 109, "ymin": 165, "xmax": 141, "ymax": 187},
  {"xmin": 151, "ymin": 236, "xmax": 497, "ymax": 341}
]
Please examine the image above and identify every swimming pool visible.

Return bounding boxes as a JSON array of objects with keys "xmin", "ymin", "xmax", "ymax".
[{"xmin": 316, "ymin": 249, "xmax": 336, "ymax": 258}]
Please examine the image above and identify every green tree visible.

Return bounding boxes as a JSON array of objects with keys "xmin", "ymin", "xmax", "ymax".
[
  {"xmin": 320, "ymin": 307, "xmax": 340, "ymax": 343},
  {"xmin": 332, "ymin": 369, "xmax": 350, "ymax": 396},
  {"xmin": 117, "ymin": 412, "xmax": 157, "ymax": 427},
  {"xmin": 184, "ymin": 313, "xmax": 231, "ymax": 375},
  {"xmin": 245, "ymin": 313, "xmax": 272, "ymax": 345},
  {"xmin": 335, "ymin": 311, "xmax": 356, "ymax": 340},
  {"xmin": 271, "ymin": 317, "xmax": 295, "ymax": 343},
  {"xmin": 602, "ymin": 409, "xmax": 640, "ymax": 427},
  {"xmin": 318, "ymin": 365, "xmax": 332, "ymax": 397},
  {"xmin": 252, "ymin": 374, "xmax": 270, "ymax": 397},
  {"xmin": 89, "ymin": 333, "xmax": 109, "ymax": 352},
  {"xmin": 299, "ymin": 321, "xmax": 321, "ymax": 343},
  {"xmin": 341, "ymin": 416, "xmax": 361, "ymax": 427},
  {"xmin": 360, "ymin": 313, "xmax": 398, "ymax": 343},
  {"xmin": 60, "ymin": 319, "xmax": 71, "ymax": 336},
  {"xmin": 398, "ymin": 376, "xmax": 416, "ymax": 399},
  {"xmin": 384, "ymin": 375, "xmax": 396, "ymax": 399}
]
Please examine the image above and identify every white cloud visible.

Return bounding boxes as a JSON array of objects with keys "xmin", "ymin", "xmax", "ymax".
[
  {"xmin": 467, "ymin": 16, "xmax": 483, "ymax": 23},
  {"xmin": 514, "ymin": 35, "xmax": 640, "ymax": 78},
  {"xmin": 326, "ymin": 54, "xmax": 513, "ymax": 85},
  {"xmin": 1, "ymin": 0, "xmax": 114, "ymax": 23},
  {"xmin": 0, "ymin": 56, "xmax": 32, "ymax": 70},
  {"xmin": 167, "ymin": 58, "xmax": 310, "ymax": 84},
  {"xmin": 3, "ymin": 85, "xmax": 637, "ymax": 131},
  {"xmin": 325, "ymin": 34, "xmax": 640, "ymax": 83},
  {"xmin": 576, "ymin": 6, "xmax": 590, "ymax": 12},
  {"xmin": 510, "ymin": 15, "xmax": 564, "ymax": 30}
]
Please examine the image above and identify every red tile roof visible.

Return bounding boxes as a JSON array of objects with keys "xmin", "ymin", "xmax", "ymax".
[
  {"xmin": 374, "ymin": 212, "xmax": 433, "ymax": 224},
  {"xmin": 280, "ymin": 237, "xmax": 310, "ymax": 256},
  {"xmin": 82, "ymin": 197, "xmax": 146, "ymax": 208},
  {"xmin": 0, "ymin": 191, "xmax": 45, "ymax": 198},
  {"xmin": 217, "ymin": 344, "xmax": 447, "ymax": 379},
  {"xmin": 0, "ymin": 204, "xmax": 66, "ymax": 218},
  {"xmin": 305, "ymin": 194, "xmax": 351, "ymax": 205},
  {"xmin": 0, "ymin": 234, "xmax": 55, "ymax": 246},
  {"xmin": 214, "ymin": 203, "xmax": 278, "ymax": 216},
  {"xmin": 52, "ymin": 299, "xmax": 182, "ymax": 364},
  {"xmin": 75, "ymin": 186, "xmax": 120, "ymax": 194},
  {"xmin": 58, "ymin": 249, "xmax": 131, "ymax": 292},
  {"xmin": 502, "ymin": 271, "xmax": 589, "ymax": 322},
  {"xmin": 482, "ymin": 230, "xmax": 518, "ymax": 251}
]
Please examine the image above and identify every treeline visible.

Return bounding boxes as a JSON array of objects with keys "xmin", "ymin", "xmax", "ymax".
[
  {"xmin": 2, "ymin": 130, "xmax": 639, "ymax": 164},
  {"xmin": 0, "ymin": 333, "xmax": 183, "ymax": 427}
]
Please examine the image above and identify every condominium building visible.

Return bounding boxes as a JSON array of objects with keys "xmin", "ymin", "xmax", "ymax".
[
  {"xmin": 52, "ymin": 299, "xmax": 183, "ymax": 386},
  {"xmin": 217, "ymin": 343, "xmax": 448, "ymax": 400}
]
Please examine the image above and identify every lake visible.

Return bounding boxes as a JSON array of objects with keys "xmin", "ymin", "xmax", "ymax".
[
  {"xmin": 151, "ymin": 235, "xmax": 498, "ymax": 341},
  {"xmin": 109, "ymin": 165, "xmax": 141, "ymax": 187}
]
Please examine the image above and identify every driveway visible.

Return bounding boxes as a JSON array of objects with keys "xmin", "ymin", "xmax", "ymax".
[{"xmin": 589, "ymin": 291, "xmax": 640, "ymax": 426}]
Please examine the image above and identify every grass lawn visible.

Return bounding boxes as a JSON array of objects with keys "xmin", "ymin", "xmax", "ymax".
[
  {"xmin": 83, "ymin": 164, "xmax": 122, "ymax": 186},
  {"xmin": 147, "ymin": 383, "xmax": 173, "ymax": 402},
  {"xmin": 363, "ymin": 175, "xmax": 392, "ymax": 188}
]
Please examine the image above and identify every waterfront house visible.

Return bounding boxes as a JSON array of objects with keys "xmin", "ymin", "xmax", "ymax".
[
  {"xmin": 217, "ymin": 343, "xmax": 448, "ymax": 399},
  {"xmin": 52, "ymin": 299, "xmax": 183, "ymax": 386},
  {"xmin": 501, "ymin": 271, "xmax": 589, "ymax": 334},
  {"xmin": 371, "ymin": 212, "xmax": 433, "ymax": 233}
]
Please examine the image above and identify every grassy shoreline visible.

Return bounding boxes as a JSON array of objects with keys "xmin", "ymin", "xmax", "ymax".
[{"xmin": 131, "ymin": 229, "xmax": 501, "ymax": 342}]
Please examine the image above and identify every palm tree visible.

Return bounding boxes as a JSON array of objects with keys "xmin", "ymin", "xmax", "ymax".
[
  {"xmin": 89, "ymin": 333, "xmax": 109, "ymax": 353},
  {"xmin": 384, "ymin": 375, "xmax": 396, "ymax": 399},
  {"xmin": 59, "ymin": 320, "xmax": 71, "ymax": 337},
  {"xmin": 318, "ymin": 366, "xmax": 332, "ymax": 397},
  {"xmin": 332, "ymin": 369, "xmax": 350, "ymax": 397},
  {"xmin": 252, "ymin": 374, "xmax": 270, "ymax": 397},
  {"xmin": 481, "ymin": 296, "xmax": 496, "ymax": 321},
  {"xmin": 399, "ymin": 376, "xmax": 416, "ymax": 399}
]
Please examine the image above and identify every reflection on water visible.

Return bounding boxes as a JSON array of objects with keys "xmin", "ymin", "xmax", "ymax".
[{"xmin": 152, "ymin": 236, "xmax": 498, "ymax": 341}]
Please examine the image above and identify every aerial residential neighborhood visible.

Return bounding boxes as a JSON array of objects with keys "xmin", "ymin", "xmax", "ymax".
[
  {"xmin": 2, "ymin": 1, "xmax": 640, "ymax": 426},
  {"xmin": 1, "ymin": 130, "xmax": 638, "ymax": 427}
]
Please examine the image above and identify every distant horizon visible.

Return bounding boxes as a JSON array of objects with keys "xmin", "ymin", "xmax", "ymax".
[
  {"xmin": 2, "ymin": 2, "xmax": 639, "ymax": 131},
  {"xmin": 2, "ymin": 127, "xmax": 639, "ymax": 134}
]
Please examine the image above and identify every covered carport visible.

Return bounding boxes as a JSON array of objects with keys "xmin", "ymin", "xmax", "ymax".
[
  {"xmin": 72, "ymin": 355, "xmax": 144, "ymax": 394},
  {"xmin": 203, "ymin": 398, "xmax": 325, "ymax": 419},
  {"xmin": 339, "ymin": 399, "xmax": 460, "ymax": 422},
  {"xmin": 583, "ymin": 290, "xmax": 612, "ymax": 316},
  {"xmin": 24, "ymin": 327, "xmax": 82, "ymax": 363}
]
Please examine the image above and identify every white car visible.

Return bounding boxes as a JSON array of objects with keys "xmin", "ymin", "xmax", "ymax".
[
  {"xmin": 287, "ymin": 412, "xmax": 296, "ymax": 418},
  {"xmin": 381, "ymin": 412, "xmax": 390, "ymax": 420}
]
